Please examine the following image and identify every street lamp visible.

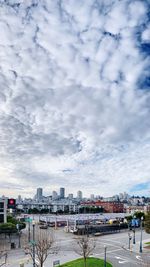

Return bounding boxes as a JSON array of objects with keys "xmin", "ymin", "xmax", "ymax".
[
  {"xmin": 16, "ymin": 224, "xmax": 21, "ymax": 248},
  {"xmin": 104, "ymin": 246, "xmax": 107, "ymax": 267},
  {"xmin": 85, "ymin": 224, "xmax": 89, "ymax": 237},
  {"xmin": 139, "ymin": 216, "xmax": 144, "ymax": 253},
  {"xmin": 28, "ymin": 220, "xmax": 31, "ymax": 242},
  {"xmin": 133, "ymin": 215, "xmax": 136, "ymax": 244},
  {"xmin": 119, "ymin": 222, "xmax": 121, "ymax": 233},
  {"xmin": 32, "ymin": 220, "xmax": 36, "ymax": 267},
  {"xmin": 128, "ymin": 233, "xmax": 132, "ymax": 250}
]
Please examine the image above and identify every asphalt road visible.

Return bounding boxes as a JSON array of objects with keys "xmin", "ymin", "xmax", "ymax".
[
  {"xmin": 2, "ymin": 228, "xmax": 150, "ymax": 267},
  {"xmin": 92, "ymin": 231, "xmax": 150, "ymax": 267}
]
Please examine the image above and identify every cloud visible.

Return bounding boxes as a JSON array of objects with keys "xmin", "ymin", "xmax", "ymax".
[{"xmin": 0, "ymin": 0, "xmax": 150, "ymax": 197}]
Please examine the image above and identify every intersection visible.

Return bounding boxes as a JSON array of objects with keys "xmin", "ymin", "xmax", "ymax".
[{"xmin": 3, "ymin": 227, "xmax": 150, "ymax": 267}]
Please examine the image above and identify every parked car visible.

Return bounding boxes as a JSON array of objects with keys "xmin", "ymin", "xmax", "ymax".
[
  {"xmin": 93, "ymin": 232, "xmax": 102, "ymax": 236},
  {"xmin": 39, "ymin": 225, "xmax": 48, "ymax": 229}
]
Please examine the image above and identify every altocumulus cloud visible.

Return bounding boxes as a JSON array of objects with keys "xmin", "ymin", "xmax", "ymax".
[{"xmin": 0, "ymin": 0, "xmax": 150, "ymax": 197}]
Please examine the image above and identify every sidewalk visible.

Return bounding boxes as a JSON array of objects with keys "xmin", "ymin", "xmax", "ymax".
[{"xmin": 123, "ymin": 238, "xmax": 150, "ymax": 254}]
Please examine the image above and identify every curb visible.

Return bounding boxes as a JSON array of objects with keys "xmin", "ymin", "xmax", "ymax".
[{"xmin": 122, "ymin": 245, "xmax": 150, "ymax": 255}]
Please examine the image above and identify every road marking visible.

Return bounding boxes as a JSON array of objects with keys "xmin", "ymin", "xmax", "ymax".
[
  {"xmin": 136, "ymin": 255, "xmax": 143, "ymax": 261},
  {"xmin": 98, "ymin": 238, "xmax": 124, "ymax": 244},
  {"xmin": 94, "ymin": 252, "xmax": 134, "ymax": 265},
  {"xmin": 118, "ymin": 260, "xmax": 128, "ymax": 264},
  {"xmin": 106, "ymin": 248, "xmax": 123, "ymax": 254},
  {"xmin": 93, "ymin": 247, "xmax": 123, "ymax": 256},
  {"xmin": 109, "ymin": 252, "xmax": 141, "ymax": 265},
  {"xmin": 96, "ymin": 240, "xmax": 121, "ymax": 248}
]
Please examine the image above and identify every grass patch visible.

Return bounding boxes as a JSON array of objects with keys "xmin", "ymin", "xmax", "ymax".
[{"xmin": 60, "ymin": 257, "xmax": 112, "ymax": 267}]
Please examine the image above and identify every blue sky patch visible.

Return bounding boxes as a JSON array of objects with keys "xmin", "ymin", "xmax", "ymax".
[{"xmin": 130, "ymin": 182, "xmax": 150, "ymax": 192}]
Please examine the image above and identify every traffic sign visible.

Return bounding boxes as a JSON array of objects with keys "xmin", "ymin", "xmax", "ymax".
[{"xmin": 25, "ymin": 218, "xmax": 32, "ymax": 223}]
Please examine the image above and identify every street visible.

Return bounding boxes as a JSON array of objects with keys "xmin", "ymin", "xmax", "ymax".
[{"xmin": 2, "ymin": 228, "xmax": 150, "ymax": 267}]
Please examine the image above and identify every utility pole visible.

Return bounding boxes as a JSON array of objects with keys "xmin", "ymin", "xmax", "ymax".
[
  {"xmin": 133, "ymin": 215, "xmax": 136, "ymax": 244},
  {"xmin": 28, "ymin": 221, "xmax": 31, "ymax": 242},
  {"xmin": 16, "ymin": 224, "xmax": 21, "ymax": 248},
  {"xmin": 104, "ymin": 246, "xmax": 107, "ymax": 267},
  {"xmin": 128, "ymin": 233, "xmax": 132, "ymax": 250},
  {"xmin": 139, "ymin": 216, "xmax": 144, "ymax": 253},
  {"xmin": 32, "ymin": 220, "xmax": 36, "ymax": 267}
]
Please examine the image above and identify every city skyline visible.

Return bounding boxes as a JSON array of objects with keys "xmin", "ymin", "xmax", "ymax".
[
  {"xmin": 0, "ymin": 0, "xmax": 150, "ymax": 198},
  {"xmin": 1, "ymin": 186, "xmax": 148, "ymax": 200}
]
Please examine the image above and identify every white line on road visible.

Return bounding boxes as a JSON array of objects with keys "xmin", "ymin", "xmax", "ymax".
[
  {"xmin": 93, "ymin": 247, "xmax": 123, "ymax": 256},
  {"xmin": 109, "ymin": 252, "xmax": 141, "ymax": 265},
  {"xmin": 96, "ymin": 240, "xmax": 121, "ymax": 248},
  {"xmin": 136, "ymin": 255, "xmax": 143, "ymax": 261},
  {"xmin": 115, "ymin": 256, "xmax": 129, "ymax": 264},
  {"xmin": 98, "ymin": 238, "xmax": 124, "ymax": 244}
]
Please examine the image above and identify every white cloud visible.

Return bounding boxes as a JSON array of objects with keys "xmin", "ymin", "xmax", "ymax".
[
  {"xmin": 0, "ymin": 0, "xmax": 150, "ymax": 198},
  {"xmin": 142, "ymin": 25, "xmax": 150, "ymax": 42}
]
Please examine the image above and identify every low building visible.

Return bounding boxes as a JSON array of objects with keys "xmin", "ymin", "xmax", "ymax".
[
  {"xmin": 125, "ymin": 205, "xmax": 150, "ymax": 214},
  {"xmin": 99, "ymin": 201, "xmax": 124, "ymax": 213},
  {"xmin": 81, "ymin": 201, "xmax": 124, "ymax": 213},
  {"xmin": 16, "ymin": 199, "xmax": 79, "ymax": 214}
]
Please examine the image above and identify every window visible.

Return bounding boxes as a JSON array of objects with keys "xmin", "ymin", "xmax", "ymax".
[
  {"xmin": 0, "ymin": 202, "xmax": 4, "ymax": 212},
  {"xmin": 0, "ymin": 214, "xmax": 4, "ymax": 223}
]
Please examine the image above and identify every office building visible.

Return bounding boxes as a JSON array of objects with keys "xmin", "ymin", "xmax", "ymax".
[
  {"xmin": 77, "ymin": 190, "xmax": 83, "ymax": 200},
  {"xmin": 60, "ymin": 187, "xmax": 65, "ymax": 199},
  {"xmin": 90, "ymin": 194, "xmax": 95, "ymax": 200},
  {"xmin": 68, "ymin": 193, "xmax": 73, "ymax": 200},
  {"xmin": 17, "ymin": 195, "xmax": 22, "ymax": 204},
  {"xmin": 36, "ymin": 188, "xmax": 43, "ymax": 201},
  {"xmin": 52, "ymin": 191, "xmax": 58, "ymax": 200}
]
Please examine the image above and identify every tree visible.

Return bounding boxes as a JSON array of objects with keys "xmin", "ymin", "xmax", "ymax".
[
  {"xmin": 7, "ymin": 215, "xmax": 26, "ymax": 230},
  {"xmin": 25, "ymin": 228, "xmax": 55, "ymax": 267},
  {"xmin": 0, "ymin": 223, "xmax": 17, "ymax": 234},
  {"xmin": 79, "ymin": 206, "xmax": 103, "ymax": 214},
  {"xmin": 40, "ymin": 209, "xmax": 49, "ymax": 214},
  {"xmin": 125, "ymin": 215, "xmax": 133, "ymax": 222},
  {"xmin": 145, "ymin": 212, "xmax": 150, "ymax": 234},
  {"xmin": 133, "ymin": 212, "xmax": 145, "ymax": 220},
  {"xmin": 0, "ymin": 251, "xmax": 7, "ymax": 267},
  {"xmin": 28, "ymin": 208, "xmax": 40, "ymax": 214},
  {"xmin": 74, "ymin": 236, "xmax": 96, "ymax": 267}
]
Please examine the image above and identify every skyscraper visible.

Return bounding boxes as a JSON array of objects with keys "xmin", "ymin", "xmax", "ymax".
[
  {"xmin": 68, "ymin": 193, "xmax": 73, "ymax": 200},
  {"xmin": 77, "ymin": 190, "xmax": 83, "ymax": 200},
  {"xmin": 60, "ymin": 187, "xmax": 65, "ymax": 199},
  {"xmin": 17, "ymin": 195, "xmax": 22, "ymax": 204},
  {"xmin": 36, "ymin": 188, "xmax": 43, "ymax": 201},
  {"xmin": 52, "ymin": 191, "xmax": 58, "ymax": 200},
  {"xmin": 90, "ymin": 194, "xmax": 94, "ymax": 200}
]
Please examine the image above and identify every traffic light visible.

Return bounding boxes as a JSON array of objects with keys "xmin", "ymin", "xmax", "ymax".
[{"xmin": 7, "ymin": 198, "xmax": 16, "ymax": 209}]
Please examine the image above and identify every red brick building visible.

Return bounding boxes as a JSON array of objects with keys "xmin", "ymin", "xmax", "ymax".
[{"xmin": 81, "ymin": 201, "xmax": 124, "ymax": 213}]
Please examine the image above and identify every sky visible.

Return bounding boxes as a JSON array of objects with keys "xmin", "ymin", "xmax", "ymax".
[{"xmin": 0, "ymin": 0, "xmax": 150, "ymax": 198}]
